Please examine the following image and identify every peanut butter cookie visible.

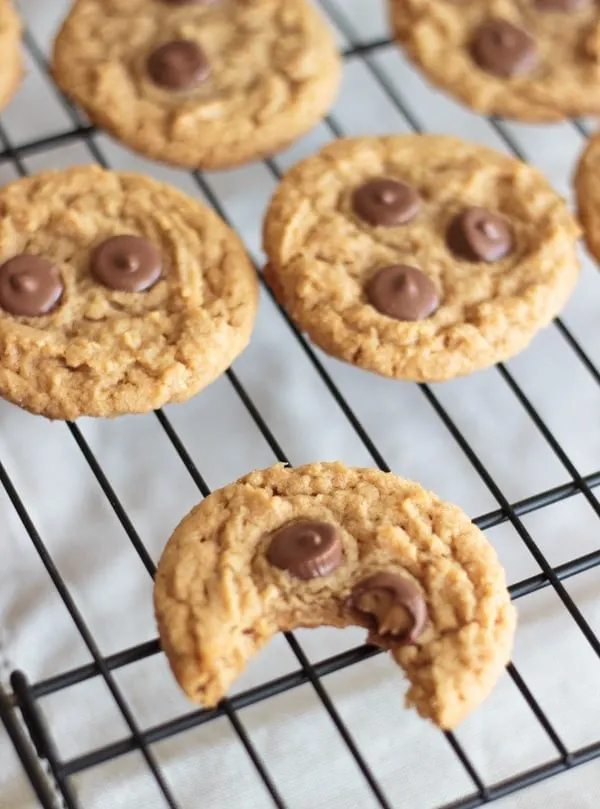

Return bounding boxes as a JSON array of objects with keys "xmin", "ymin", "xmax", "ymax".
[
  {"xmin": 154, "ymin": 462, "xmax": 516, "ymax": 729},
  {"xmin": 51, "ymin": 0, "xmax": 341, "ymax": 170},
  {"xmin": 390, "ymin": 0, "xmax": 600, "ymax": 121},
  {"xmin": 0, "ymin": 0, "xmax": 23, "ymax": 113},
  {"xmin": 0, "ymin": 166, "xmax": 258, "ymax": 420},
  {"xmin": 574, "ymin": 132, "xmax": 600, "ymax": 264},
  {"xmin": 263, "ymin": 135, "xmax": 580, "ymax": 382}
]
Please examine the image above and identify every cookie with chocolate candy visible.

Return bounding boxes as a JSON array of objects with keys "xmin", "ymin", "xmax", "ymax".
[
  {"xmin": 390, "ymin": 0, "xmax": 600, "ymax": 121},
  {"xmin": 51, "ymin": 0, "xmax": 341, "ymax": 169},
  {"xmin": 154, "ymin": 461, "xmax": 517, "ymax": 729},
  {"xmin": 262, "ymin": 135, "xmax": 580, "ymax": 382},
  {"xmin": 0, "ymin": 166, "xmax": 258, "ymax": 419}
]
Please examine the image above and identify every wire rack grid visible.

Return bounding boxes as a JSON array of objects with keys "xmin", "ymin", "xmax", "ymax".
[{"xmin": 2, "ymin": 1, "xmax": 600, "ymax": 807}]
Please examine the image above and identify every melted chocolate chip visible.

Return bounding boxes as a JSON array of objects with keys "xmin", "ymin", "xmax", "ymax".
[
  {"xmin": 352, "ymin": 572, "xmax": 427, "ymax": 644},
  {"xmin": 447, "ymin": 207, "xmax": 513, "ymax": 262},
  {"xmin": 267, "ymin": 520, "xmax": 343, "ymax": 580},
  {"xmin": 471, "ymin": 19, "xmax": 538, "ymax": 78},
  {"xmin": 91, "ymin": 235, "xmax": 162, "ymax": 292},
  {"xmin": 0, "ymin": 254, "xmax": 63, "ymax": 316},
  {"xmin": 366, "ymin": 265, "xmax": 440, "ymax": 321},
  {"xmin": 147, "ymin": 39, "xmax": 210, "ymax": 91},
  {"xmin": 353, "ymin": 178, "xmax": 421, "ymax": 227}
]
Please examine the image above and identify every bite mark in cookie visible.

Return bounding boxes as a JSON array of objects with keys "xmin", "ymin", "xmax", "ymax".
[{"xmin": 154, "ymin": 462, "xmax": 517, "ymax": 730}]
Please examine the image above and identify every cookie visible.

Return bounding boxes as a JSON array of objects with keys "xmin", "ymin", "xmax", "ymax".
[
  {"xmin": 390, "ymin": 0, "xmax": 600, "ymax": 121},
  {"xmin": 263, "ymin": 135, "xmax": 580, "ymax": 382},
  {"xmin": 154, "ymin": 462, "xmax": 516, "ymax": 730},
  {"xmin": 0, "ymin": 0, "xmax": 23, "ymax": 114},
  {"xmin": 51, "ymin": 0, "xmax": 341, "ymax": 170},
  {"xmin": 574, "ymin": 133, "xmax": 600, "ymax": 264},
  {"xmin": 0, "ymin": 166, "xmax": 258, "ymax": 420}
]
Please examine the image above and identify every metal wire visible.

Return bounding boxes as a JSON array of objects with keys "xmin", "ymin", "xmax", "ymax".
[{"xmin": 1, "ymin": 9, "xmax": 600, "ymax": 809}]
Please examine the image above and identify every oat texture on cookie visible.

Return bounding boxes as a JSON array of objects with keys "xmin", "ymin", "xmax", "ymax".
[
  {"xmin": 0, "ymin": 166, "xmax": 258, "ymax": 420},
  {"xmin": 154, "ymin": 462, "xmax": 517, "ymax": 730},
  {"xmin": 263, "ymin": 135, "xmax": 580, "ymax": 382},
  {"xmin": 390, "ymin": 0, "xmax": 600, "ymax": 121},
  {"xmin": 0, "ymin": 0, "xmax": 23, "ymax": 113},
  {"xmin": 51, "ymin": 0, "xmax": 341, "ymax": 169}
]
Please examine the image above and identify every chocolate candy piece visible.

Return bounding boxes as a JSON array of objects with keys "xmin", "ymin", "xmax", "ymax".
[
  {"xmin": 366, "ymin": 264, "xmax": 439, "ymax": 321},
  {"xmin": 0, "ymin": 254, "xmax": 63, "ymax": 316},
  {"xmin": 447, "ymin": 207, "xmax": 513, "ymax": 262},
  {"xmin": 91, "ymin": 235, "xmax": 162, "ymax": 292},
  {"xmin": 535, "ymin": 0, "xmax": 590, "ymax": 9},
  {"xmin": 352, "ymin": 572, "xmax": 427, "ymax": 643},
  {"xmin": 353, "ymin": 178, "xmax": 421, "ymax": 227},
  {"xmin": 471, "ymin": 19, "xmax": 538, "ymax": 78},
  {"xmin": 267, "ymin": 520, "xmax": 343, "ymax": 580},
  {"xmin": 147, "ymin": 40, "xmax": 210, "ymax": 91}
]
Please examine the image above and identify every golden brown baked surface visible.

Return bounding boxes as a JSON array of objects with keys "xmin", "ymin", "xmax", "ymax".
[
  {"xmin": 575, "ymin": 132, "xmax": 600, "ymax": 264},
  {"xmin": 0, "ymin": 166, "xmax": 258, "ymax": 419},
  {"xmin": 263, "ymin": 135, "xmax": 580, "ymax": 382},
  {"xmin": 52, "ymin": 0, "xmax": 341, "ymax": 169},
  {"xmin": 154, "ymin": 461, "xmax": 516, "ymax": 730},
  {"xmin": 390, "ymin": 0, "xmax": 600, "ymax": 122},
  {"xmin": 0, "ymin": 0, "xmax": 23, "ymax": 113}
]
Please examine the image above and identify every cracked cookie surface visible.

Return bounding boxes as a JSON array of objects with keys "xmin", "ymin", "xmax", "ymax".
[
  {"xmin": 154, "ymin": 461, "xmax": 516, "ymax": 729},
  {"xmin": 263, "ymin": 135, "xmax": 580, "ymax": 382},
  {"xmin": 52, "ymin": 0, "xmax": 341, "ymax": 169},
  {"xmin": 390, "ymin": 0, "xmax": 600, "ymax": 121},
  {"xmin": 0, "ymin": 166, "xmax": 258, "ymax": 419},
  {"xmin": 0, "ymin": 0, "xmax": 22, "ymax": 113}
]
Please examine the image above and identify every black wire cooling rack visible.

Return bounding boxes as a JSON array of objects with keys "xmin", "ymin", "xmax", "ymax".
[{"xmin": 3, "ymin": 3, "xmax": 600, "ymax": 808}]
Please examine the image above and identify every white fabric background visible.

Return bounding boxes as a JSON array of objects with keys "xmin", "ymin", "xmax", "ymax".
[{"xmin": 1, "ymin": 0, "xmax": 600, "ymax": 807}]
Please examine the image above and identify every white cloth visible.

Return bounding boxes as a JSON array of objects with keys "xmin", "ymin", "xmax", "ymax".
[{"xmin": 2, "ymin": 1, "xmax": 600, "ymax": 807}]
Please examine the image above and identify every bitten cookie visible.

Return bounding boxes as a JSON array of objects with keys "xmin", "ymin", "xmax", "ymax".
[
  {"xmin": 263, "ymin": 135, "xmax": 580, "ymax": 382},
  {"xmin": 574, "ymin": 133, "xmax": 600, "ymax": 264},
  {"xmin": 51, "ymin": 0, "xmax": 341, "ymax": 170},
  {"xmin": 390, "ymin": 0, "xmax": 600, "ymax": 122},
  {"xmin": 154, "ymin": 462, "xmax": 516, "ymax": 729},
  {"xmin": 0, "ymin": 0, "xmax": 22, "ymax": 113},
  {"xmin": 0, "ymin": 166, "xmax": 258, "ymax": 420}
]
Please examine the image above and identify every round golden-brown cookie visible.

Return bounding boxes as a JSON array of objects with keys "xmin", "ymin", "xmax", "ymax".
[
  {"xmin": 0, "ymin": 0, "xmax": 23, "ymax": 113},
  {"xmin": 263, "ymin": 135, "xmax": 580, "ymax": 382},
  {"xmin": 0, "ymin": 166, "xmax": 258, "ymax": 420},
  {"xmin": 154, "ymin": 462, "xmax": 517, "ymax": 730},
  {"xmin": 51, "ymin": 0, "xmax": 341, "ymax": 170},
  {"xmin": 390, "ymin": 0, "xmax": 600, "ymax": 122},
  {"xmin": 574, "ymin": 132, "xmax": 600, "ymax": 263}
]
